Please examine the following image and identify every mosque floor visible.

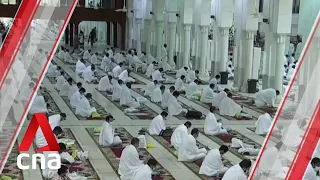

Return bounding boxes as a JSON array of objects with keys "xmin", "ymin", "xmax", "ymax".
[{"xmin": 1, "ymin": 42, "xmax": 299, "ymax": 180}]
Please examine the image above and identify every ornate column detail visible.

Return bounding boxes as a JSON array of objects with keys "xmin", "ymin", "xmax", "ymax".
[
  {"xmin": 183, "ymin": 24, "xmax": 192, "ymax": 67},
  {"xmin": 199, "ymin": 25, "xmax": 209, "ymax": 76},
  {"xmin": 136, "ymin": 18, "xmax": 143, "ymax": 54}
]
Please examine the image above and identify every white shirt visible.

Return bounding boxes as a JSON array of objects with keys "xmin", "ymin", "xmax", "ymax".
[
  {"xmin": 219, "ymin": 97, "xmax": 242, "ymax": 116},
  {"xmin": 70, "ymin": 91, "xmax": 81, "ymax": 108},
  {"xmin": 222, "ymin": 164, "xmax": 247, "ymax": 180},
  {"xmin": 68, "ymin": 85, "xmax": 78, "ymax": 100},
  {"xmin": 75, "ymin": 97, "xmax": 92, "ymax": 117},
  {"xmin": 178, "ymin": 134, "xmax": 207, "ymax": 161},
  {"xmin": 152, "ymin": 70, "xmax": 165, "ymax": 81},
  {"xmin": 255, "ymin": 88, "xmax": 277, "ymax": 107},
  {"xmin": 83, "ymin": 66, "xmax": 95, "ymax": 82},
  {"xmin": 144, "ymin": 82, "xmax": 156, "ymax": 97},
  {"xmin": 171, "ymin": 124, "xmax": 188, "ymax": 150},
  {"xmin": 118, "ymin": 144, "xmax": 143, "ymax": 179},
  {"xmin": 98, "ymin": 76, "xmax": 112, "ymax": 91},
  {"xmin": 149, "ymin": 115, "xmax": 166, "ymax": 135},
  {"xmin": 59, "ymin": 82, "xmax": 71, "ymax": 96},
  {"xmin": 48, "ymin": 114, "xmax": 61, "ymax": 130},
  {"xmin": 76, "ymin": 60, "xmax": 86, "ymax": 75},
  {"xmin": 99, "ymin": 121, "xmax": 116, "ymax": 146},
  {"xmin": 151, "ymin": 87, "xmax": 162, "ymax": 103},
  {"xmin": 255, "ymin": 113, "xmax": 272, "ymax": 135},
  {"xmin": 112, "ymin": 65, "xmax": 122, "ymax": 78},
  {"xmin": 200, "ymin": 86, "xmax": 216, "ymax": 103},
  {"xmin": 132, "ymin": 164, "xmax": 152, "ymax": 180},
  {"xmin": 174, "ymin": 78, "xmax": 185, "ymax": 91},
  {"xmin": 199, "ymin": 149, "xmax": 224, "ymax": 176},
  {"xmin": 119, "ymin": 70, "xmax": 129, "ymax": 83}
]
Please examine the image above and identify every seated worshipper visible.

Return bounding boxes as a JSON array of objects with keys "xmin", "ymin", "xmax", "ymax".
[
  {"xmin": 171, "ymin": 121, "xmax": 192, "ymax": 150},
  {"xmin": 19, "ymin": 82, "xmax": 35, "ymax": 103},
  {"xmin": 161, "ymin": 86, "xmax": 175, "ymax": 109},
  {"xmin": 176, "ymin": 67, "xmax": 188, "ymax": 79},
  {"xmin": 255, "ymin": 113, "xmax": 274, "ymax": 135},
  {"xmin": 119, "ymin": 69, "xmax": 135, "ymax": 83},
  {"xmin": 51, "ymin": 165, "xmax": 69, "ymax": 180},
  {"xmin": 83, "ymin": 64, "xmax": 97, "ymax": 83},
  {"xmin": 98, "ymin": 75, "xmax": 113, "ymax": 92},
  {"xmin": 209, "ymin": 75, "xmax": 221, "ymax": 92},
  {"xmin": 48, "ymin": 113, "xmax": 67, "ymax": 130},
  {"xmin": 200, "ymin": 84, "xmax": 216, "ymax": 103},
  {"xmin": 152, "ymin": 68, "xmax": 166, "ymax": 82},
  {"xmin": 144, "ymin": 80, "xmax": 158, "ymax": 97},
  {"xmin": 59, "ymin": 78, "xmax": 72, "ymax": 97},
  {"xmin": 227, "ymin": 64, "xmax": 234, "ymax": 78},
  {"xmin": 151, "ymin": 85, "xmax": 165, "ymax": 103},
  {"xmin": 256, "ymin": 142, "xmax": 289, "ymax": 179},
  {"xmin": 175, "ymin": 75, "xmax": 187, "ymax": 93},
  {"xmin": 303, "ymin": 157, "xmax": 320, "ymax": 180},
  {"xmin": 107, "ymin": 47, "xmax": 114, "ymax": 58},
  {"xmin": 35, "ymin": 126, "xmax": 64, "ymax": 149},
  {"xmin": 70, "ymin": 87, "xmax": 86, "ymax": 108},
  {"xmin": 168, "ymin": 91, "xmax": 188, "ymax": 116},
  {"xmin": 75, "ymin": 93, "xmax": 97, "ymax": 118},
  {"xmin": 112, "ymin": 62, "xmax": 124, "ymax": 78},
  {"xmin": 120, "ymin": 82, "xmax": 140, "ymax": 109},
  {"xmin": 90, "ymin": 52, "xmax": 98, "ymax": 64},
  {"xmin": 219, "ymin": 92, "xmax": 242, "ymax": 116},
  {"xmin": 55, "ymin": 71, "xmax": 66, "ymax": 91},
  {"xmin": 112, "ymin": 80, "xmax": 123, "ymax": 101},
  {"xmin": 118, "ymin": 138, "xmax": 148, "ymax": 179},
  {"xmin": 146, "ymin": 61, "xmax": 156, "ymax": 78},
  {"xmin": 178, "ymin": 128, "xmax": 207, "ymax": 162},
  {"xmin": 64, "ymin": 49, "xmax": 73, "ymax": 64},
  {"xmin": 212, "ymin": 88, "xmax": 229, "ymax": 108},
  {"xmin": 114, "ymin": 52, "xmax": 126, "ymax": 64},
  {"xmin": 75, "ymin": 58, "xmax": 86, "ymax": 81},
  {"xmin": 58, "ymin": 143, "xmax": 75, "ymax": 164},
  {"xmin": 149, "ymin": 111, "xmax": 171, "ymax": 136},
  {"xmin": 222, "ymin": 159, "xmax": 252, "ymax": 180},
  {"xmin": 29, "ymin": 95, "xmax": 48, "ymax": 115},
  {"xmin": 186, "ymin": 79, "xmax": 201, "ymax": 100},
  {"xmin": 283, "ymin": 65, "xmax": 288, "ymax": 77},
  {"xmin": 101, "ymin": 53, "xmax": 111, "ymax": 71},
  {"xmin": 99, "ymin": 115, "xmax": 122, "ymax": 147},
  {"xmin": 282, "ymin": 119, "xmax": 306, "ymax": 148},
  {"xmin": 68, "ymin": 82, "xmax": 82, "ymax": 100},
  {"xmin": 132, "ymin": 52, "xmax": 147, "ymax": 72},
  {"xmin": 254, "ymin": 88, "xmax": 280, "ymax": 108},
  {"xmin": 186, "ymin": 70, "xmax": 199, "ymax": 83},
  {"xmin": 47, "ymin": 64, "xmax": 60, "ymax": 78},
  {"xmin": 204, "ymin": 106, "xmax": 228, "ymax": 135},
  {"xmin": 286, "ymin": 65, "xmax": 296, "ymax": 80},
  {"xmin": 231, "ymin": 138, "xmax": 260, "ymax": 155},
  {"xmin": 199, "ymin": 145, "xmax": 229, "ymax": 177},
  {"xmin": 83, "ymin": 49, "xmax": 91, "ymax": 60},
  {"xmin": 132, "ymin": 159, "xmax": 158, "ymax": 180}
]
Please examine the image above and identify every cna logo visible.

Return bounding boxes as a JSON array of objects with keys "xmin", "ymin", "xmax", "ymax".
[{"xmin": 17, "ymin": 113, "xmax": 61, "ymax": 170}]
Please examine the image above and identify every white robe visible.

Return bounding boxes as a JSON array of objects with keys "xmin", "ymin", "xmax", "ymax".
[
  {"xmin": 222, "ymin": 164, "xmax": 247, "ymax": 180},
  {"xmin": 286, "ymin": 68, "xmax": 295, "ymax": 80},
  {"xmin": 98, "ymin": 76, "xmax": 113, "ymax": 92},
  {"xmin": 90, "ymin": 54, "xmax": 98, "ymax": 64},
  {"xmin": 119, "ymin": 70, "xmax": 135, "ymax": 83},
  {"xmin": 75, "ymin": 97, "xmax": 96, "ymax": 117},
  {"xmin": 112, "ymin": 81, "xmax": 122, "ymax": 101},
  {"xmin": 118, "ymin": 144, "xmax": 143, "ymax": 180},
  {"xmin": 145, "ymin": 64, "xmax": 154, "ymax": 77},
  {"xmin": 231, "ymin": 138, "xmax": 260, "ymax": 155},
  {"xmin": 68, "ymin": 85, "xmax": 78, "ymax": 100},
  {"xmin": 101, "ymin": 55, "xmax": 109, "ymax": 70},
  {"xmin": 171, "ymin": 124, "xmax": 189, "ymax": 150},
  {"xmin": 199, "ymin": 149, "xmax": 228, "ymax": 176},
  {"xmin": 83, "ymin": 66, "xmax": 96, "ymax": 82},
  {"xmin": 107, "ymin": 49, "xmax": 114, "ymax": 58},
  {"xmin": 75, "ymin": 60, "xmax": 86, "ymax": 76},
  {"xmin": 176, "ymin": 68, "xmax": 187, "ymax": 79},
  {"xmin": 212, "ymin": 91, "xmax": 227, "ymax": 108},
  {"xmin": 186, "ymin": 71, "xmax": 197, "ymax": 83},
  {"xmin": 162, "ymin": 47, "xmax": 168, "ymax": 62},
  {"xmin": 83, "ymin": 50, "xmax": 91, "ymax": 60},
  {"xmin": 151, "ymin": 87, "xmax": 162, "ymax": 103},
  {"xmin": 99, "ymin": 121, "xmax": 122, "ymax": 146},
  {"xmin": 178, "ymin": 134, "xmax": 207, "ymax": 161},
  {"xmin": 219, "ymin": 97, "xmax": 242, "ymax": 116},
  {"xmin": 29, "ymin": 96, "xmax": 48, "ymax": 115},
  {"xmin": 70, "ymin": 91, "xmax": 81, "ymax": 108},
  {"xmin": 161, "ymin": 89, "xmax": 172, "ymax": 108},
  {"xmin": 200, "ymin": 86, "xmax": 216, "ymax": 103},
  {"xmin": 112, "ymin": 65, "xmax": 122, "ymax": 78},
  {"xmin": 303, "ymin": 163, "xmax": 317, "ymax": 180},
  {"xmin": 209, "ymin": 78, "xmax": 218, "ymax": 91},
  {"xmin": 47, "ymin": 64, "xmax": 58, "ymax": 77},
  {"xmin": 255, "ymin": 88, "xmax": 277, "ymax": 107},
  {"xmin": 120, "ymin": 86, "xmax": 140, "ymax": 108},
  {"xmin": 48, "ymin": 114, "xmax": 61, "ymax": 130},
  {"xmin": 132, "ymin": 165, "xmax": 153, "ymax": 180},
  {"xmin": 288, "ymin": 43, "xmax": 295, "ymax": 55},
  {"xmin": 59, "ymin": 82, "xmax": 70, "ymax": 96},
  {"xmin": 144, "ymin": 82, "xmax": 156, "ymax": 97},
  {"xmin": 255, "ymin": 113, "xmax": 273, "ymax": 135},
  {"xmin": 167, "ymin": 95, "xmax": 187, "ymax": 116},
  {"xmin": 152, "ymin": 70, "xmax": 165, "ymax": 82},
  {"xmin": 55, "ymin": 75, "xmax": 66, "ymax": 91},
  {"xmin": 204, "ymin": 112, "xmax": 227, "ymax": 135},
  {"xmin": 186, "ymin": 82, "xmax": 200, "ymax": 100},
  {"xmin": 175, "ymin": 78, "xmax": 186, "ymax": 92},
  {"xmin": 149, "ymin": 115, "xmax": 166, "ymax": 135}
]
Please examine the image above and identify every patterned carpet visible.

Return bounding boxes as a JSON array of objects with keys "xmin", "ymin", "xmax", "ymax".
[
  {"xmin": 86, "ymin": 128, "xmax": 175, "ymax": 180},
  {"xmin": 198, "ymin": 128, "xmax": 262, "ymax": 160},
  {"xmin": 97, "ymin": 89, "xmax": 158, "ymax": 120},
  {"xmin": 148, "ymin": 133, "xmax": 232, "ymax": 180},
  {"xmin": 0, "ymin": 142, "xmax": 23, "ymax": 180},
  {"xmin": 134, "ymin": 72, "xmax": 175, "ymax": 85}
]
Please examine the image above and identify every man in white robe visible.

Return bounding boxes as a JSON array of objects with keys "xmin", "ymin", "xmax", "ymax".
[
  {"xmin": 68, "ymin": 82, "xmax": 82, "ymax": 100},
  {"xmin": 303, "ymin": 157, "xmax": 320, "ymax": 180},
  {"xmin": 222, "ymin": 159, "xmax": 252, "ymax": 180},
  {"xmin": 35, "ymin": 126, "xmax": 63, "ymax": 152},
  {"xmin": 286, "ymin": 65, "xmax": 296, "ymax": 80},
  {"xmin": 112, "ymin": 62, "xmax": 124, "ymax": 78},
  {"xmin": 112, "ymin": 80, "xmax": 123, "ymax": 101},
  {"xmin": 83, "ymin": 49, "xmax": 91, "ymax": 60},
  {"xmin": 118, "ymin": 138, "xmax": 147, "ymax": 179},
  {"xmin": 146, "ymin": 61, "xmax": 156, "ymax": 78},
  {"xmin": 59, "ymin": 78, "xmax": 72, "ymax": 97},
  {"xmin": 254, "ymin": 88, "xmax": 280, "ymax": 108},
  {"xmin": 209, "ymin": 75, "xmax": 220, "ymax": 92},
  {"xmin": 75, "ymin": 93, "xmax": 96, "ymax": 117},
  {"xmin": 55, "ymin": 71, "xmax": 66, "ymax": 91},
  {"xmin": 176, "ymin": 67, "xmax": 188, "ymax": 79},
  {"xmin": 199, "ymin": 145, "xmax": 229, "ymax": 177},
  {"xmin": 288, "ymin": 42, "xmax": 295, "ymax": 55},
  {"xmin": 219, "ymin": 93, "xmax": 242, "ymax": 117},
  {"xmin": 168, "ymin": 91, "xmax": 188, "ymax": 116},
  {"xmin": 29, "ymin": 96, "xmax": 48, "ymax": 115},
  {"xmin": 186, "ymin": 70, "xmax": 199, "ymax": 83},
  {"xmin": 101, "ymin": 53, "xmax": 110, "ymax": 71},
  {"xmin": 186, "ymin": 79, "xmax": 201, "ymax": 100},
  {"xmin": 231, "ymin": 138, "xmax": 260, "ymax": 155},
  {"xmin": 175, "ymin": 75, "xmax": 186, "ymax": 93},
  {"xmin": 48, "ymin": 113, "xmax": 66, "ymax": 130},
  {"xmin": 161, "ymin": 44, "xmax": 168, "ymax": 62},
  {"xmin": 64, "ymin": 49, "xmax": 73, "ymax": 64},
  {"xmin": 212, "ymin": 89, "xmax": 229, "ymax": 108},
  {"xmin": 255, "ymin": 113, "xmax": 273, "ymax": 135},
  {"xmin": 132, "ymin": 159, "xmax": 158, "ymax": 180},
  {"xmin": 205, "ymin": 106, "xmax": 228, "ymax": 135},
  {"xmin": 200, "ymin": 84, "xmax": 216, "ymax": 103},
  {"xmin": 132, "ymin": 52, "xmax": 147, "ymax": 72},
  {"xmin": 152, "ymin": 68, "xmax": 166, "ymax": 82},
  {"xmin": 119, "ymin": 69, "xmax": 135, "ymax": 83},
  {"xmin": 83, "ymin": 65, "xmax": 97, "ymax": 83},
  {"xmin": 47, "ymin": 64, "xmax": 60, "ymax": 78},
  {"xmin": 99, "ymin": 115, "xmax": 122, "ymax": 147},
  {"xmin": 161, "ymin": 86, "xmax": 175, "ymax": 109},
  {"xmin": 120, "ymin": 82, "xmax": 140, "ymax": 109},
  {"xmin": 70, "ymin": 87, "xmax": 86, "ymax": 108},
  {"xmin": 149, "ymin": 111, "xmax": 168, "ymax": 135},
  {"xmin": 90, "ymin": 52, "xmax": 98, "ymax": 64},
  {"xmin": 171, "ymin": 121, "xmax": 192, "ymax": 150},
  {"xmin": 75, "ymin": 59, "xmax": 86, "ymax": 81},
  {"xmin": 107, "ymin": 48, "xmax": 114, "ymax": 58},
  {"xmin": 151, "ymin": 85, "xmax": 165, "ymax": 103},
  {"xmin": 20, "ymin": 82, "xmax": 35, "ymax": 103},
  {"xmin": 98, "ymin": 75, "xmax": 113, "ymax": 92},
  {"xmin": 178, "ymin": 128, "xmax": 207, "ymax": 162},
  {"xmin": 144, "ymin": 80, "xmax": 158, "ymax": 97}
]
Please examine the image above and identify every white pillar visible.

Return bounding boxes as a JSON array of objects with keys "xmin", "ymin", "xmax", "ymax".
[
  {"xmin": 155, "ymin": 20, "xmax": 164, "ymax": 61},
  {"xmin": 168, "ymin": 22, "xmax": 176, "ymax": 66},
  {"xmin": 241, "ymin": 31, "xmax": 255, "ymax": 90},
  {"xmin": 219, "ymin": 28, "xmax": 229, "ymax": 72},
  {"xmin": 274, "ymin": 35, "xmax": 286, "ymax": 94},
  {"xmin": 183, "ymin": 24, "xmax": 192, "ymax": 67},
  {"xmin": 128, "ymin": 17, "xmax": 133, "ymax": 49},
  {"xmin": 136, "ymin": 18, "xmax": 142, "ymax": 54},
  {"xmin": 199, "ymin": 25, "xmax": 209, "ymax": 76},
  {"xmin": 145, "ymin": 19, "xmax": 152, "ymax": 55}
]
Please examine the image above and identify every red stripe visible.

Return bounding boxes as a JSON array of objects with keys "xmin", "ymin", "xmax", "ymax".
[{"xmin": 249, "ymin": 14, "xmax": 320, "ymax": 179}]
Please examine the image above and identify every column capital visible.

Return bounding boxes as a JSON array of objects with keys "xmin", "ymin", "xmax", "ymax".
[
  {"xmin": 276, "ymin": 34, "xmax": 286, "ymax": 44},
  {"xmin": 245, "ymin": 31, "xmax": 255, "ymax": 40},
  {"xmin": 184, "ymin": 24, "xmax": 192, "ymax": 31},
  {"xmin": 200, "ymin": 25, "xmax": 209, "ymax": 34},
  {"xmin": 220, "ymin": 27, "xmax": 229, "ymax": 36}
]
